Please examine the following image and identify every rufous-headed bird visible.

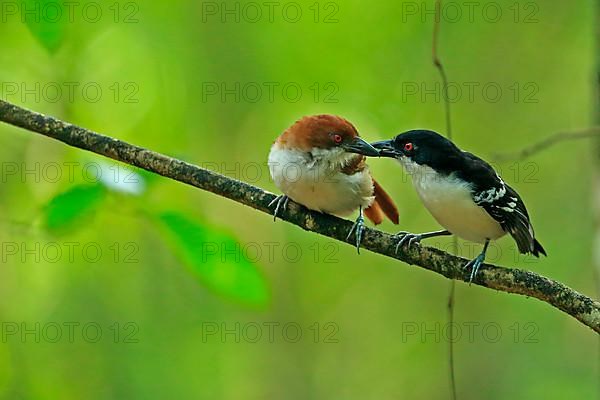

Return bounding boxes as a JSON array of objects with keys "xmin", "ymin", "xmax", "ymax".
[{"xmin": 268, "ymin": 115, "xmax": 399, "ymax": 252}]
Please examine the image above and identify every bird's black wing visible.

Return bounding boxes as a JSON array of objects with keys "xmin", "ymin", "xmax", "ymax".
[{"xmin": 459, "ymin": 152, "xmax": 545, "ymax": 256}]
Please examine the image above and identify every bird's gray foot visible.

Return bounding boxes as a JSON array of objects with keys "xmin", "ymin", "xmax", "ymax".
[
  {"xmin": 393, "ymin": 230, "xmax": 450, "ymax": 254},
  {"xmin": 464, "ymin": 254, "xmax": 485, "ymax": 284},
  {"xmin": 269, "ymin": 195, "xmax": 289, "ymax": 221},
  {"xmin": 393, "ymin": 231, "xmax": 423, "ymax": 254},
  {"xmin": 346, "ymin": 208, "xmax": 366, "ymax": 254},
  {"xmin": 464, "ymin": 239, "xmax": 490, "ymax": 285}
]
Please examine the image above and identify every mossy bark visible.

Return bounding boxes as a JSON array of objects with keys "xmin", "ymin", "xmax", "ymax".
[{"xmin": 0, "ymin": 99, "xmax": 599, "ymax": 334}]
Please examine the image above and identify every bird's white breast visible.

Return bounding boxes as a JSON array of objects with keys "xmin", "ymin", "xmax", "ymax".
[
  {"xmin": 268, "ymin": 145, "xmax": 374, "ymax": 217},
  {"xmin": 402, "ymin": 159, "xmax": 505, "ymax": 243}
]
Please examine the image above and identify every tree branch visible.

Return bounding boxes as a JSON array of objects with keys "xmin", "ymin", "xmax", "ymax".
[
  {"xmin": 0, "ymin": 99, "xmax": 599, "ymax": 334},
  {"xmin": 493, "ymin": 128, "xmax": 600, "ymax": 161}
]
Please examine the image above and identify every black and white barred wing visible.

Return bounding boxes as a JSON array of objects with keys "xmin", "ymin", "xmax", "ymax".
[
  {"xmin": 463, "ymin": 152, "xmax": 546, "ymax": 257},
  {"xmin": 474, "ymin": 183, "xmax": 536, "ymax": 254}
]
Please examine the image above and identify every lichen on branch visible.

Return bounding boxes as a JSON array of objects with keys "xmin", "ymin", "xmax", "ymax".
[{"xmin": 0, "ymin": 99, "xmax": 598, "ymax": 334}]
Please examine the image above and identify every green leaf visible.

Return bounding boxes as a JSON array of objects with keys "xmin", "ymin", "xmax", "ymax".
[
  {"xmin": 44, "ymin": 184, "xmax": 106, "ymax": 233},
  {"xmin": 159, "ymin": 212, "xmax": 270, "ymax": 307},
  {"xmin": 24, "ymin": 0, "xmax": 67, "ymax": 53}
]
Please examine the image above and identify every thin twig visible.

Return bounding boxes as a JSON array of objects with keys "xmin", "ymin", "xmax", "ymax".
[
  {"xmin": 431, "ymin": 1, "xmax": 458, "ymax": 397},
  {"xmin": 446, "ymin": 276, "xmax": 457, "ymax": 400},
  {"xmin": 493, "ymin": 128, "xmax": 600, "ymax": 161},
  {"xmin": 0, "ymin": 99, "xmax": 599, "ymax": 334},
  {"xmin": 432, "ymin": 0, "xmax": 452, "ymax": 140},
  {"xmin": 593, "ymin": 2, "xmax": 600, "ymax": 393}
]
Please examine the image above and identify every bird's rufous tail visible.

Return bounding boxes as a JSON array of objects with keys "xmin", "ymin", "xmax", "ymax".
[{"xmin": 364, "ymin": 178, "xmax": 399, "ymax": 225}]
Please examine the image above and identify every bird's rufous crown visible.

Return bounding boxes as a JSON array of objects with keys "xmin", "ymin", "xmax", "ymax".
[{"xmin": 276, "ymin": 114, "xmax": 360, "ymax": 151}]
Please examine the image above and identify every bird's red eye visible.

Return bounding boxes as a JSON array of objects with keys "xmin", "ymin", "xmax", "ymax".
[
  {"xmin": 333, "ymin": 134, "xmax": 343, "ymax": 144},
  {"xmin": 404, "ymin": 143, "xmax": 414, "ymax": 152}
]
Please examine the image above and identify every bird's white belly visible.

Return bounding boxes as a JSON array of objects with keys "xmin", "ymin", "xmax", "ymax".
[
  {"xmin": 268, "ymin": 147, "xmax": 374, "ymax": 216},
  {"xmin": 411, "ymin": 166, "xmax": 505, "ymax": 244}
]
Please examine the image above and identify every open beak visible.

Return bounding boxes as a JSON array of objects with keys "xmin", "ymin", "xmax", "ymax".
[
  {"xmin": 371, "ymin": 139, "xmax": 399, "ymax": 158},
  {"xmin": 343, "ymin": 137, "xmax": 381, "ymax": 157}
]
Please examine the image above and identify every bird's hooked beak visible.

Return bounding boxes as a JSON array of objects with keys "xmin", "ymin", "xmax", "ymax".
[
  {"xmin": 371, "ymin": 139, "xmax": 399, "ymax": 158},
  {"xmin": 342, "ymin": 137, "xmax": 381, "ymax": 157}
]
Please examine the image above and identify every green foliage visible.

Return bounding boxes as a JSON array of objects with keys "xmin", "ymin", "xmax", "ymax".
[
  {"xmin": 23, "ymin": 0, "xmax": 67, "ymax": 53},
  {"xmin": 158, "ymin": 212, "xmax": 270, "ymax": 307},
  {"xmin": 0, "ymin": 0, "xmax": 596, "ymax": 398},
  {"xmin": 44, "ymin": 183, "xmax": 106, "ymax": 233}
]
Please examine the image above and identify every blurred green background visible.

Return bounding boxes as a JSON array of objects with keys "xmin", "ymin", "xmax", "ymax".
[{"xmin": 0, "ymin": 0, "xmax": 597, "ymax": 398}]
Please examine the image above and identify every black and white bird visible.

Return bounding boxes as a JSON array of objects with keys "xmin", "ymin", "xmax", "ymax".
[{"xmin": 372, "ymin": 130, "xmax": 546, "ymax": 282}]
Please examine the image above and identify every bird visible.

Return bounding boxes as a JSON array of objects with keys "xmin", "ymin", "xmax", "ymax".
[
  {"xmin": 371, "ymin": 129, "xmax": 546, "ymax": 283},
  {"xmin": 268, "ymin": 115, "xmax": 399, "ymax": 252}
]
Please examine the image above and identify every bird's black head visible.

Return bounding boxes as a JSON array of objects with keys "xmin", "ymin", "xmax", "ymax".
[{"xmin": 371, "ymin": 130, "xmax": 461, "ymax": 171}]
